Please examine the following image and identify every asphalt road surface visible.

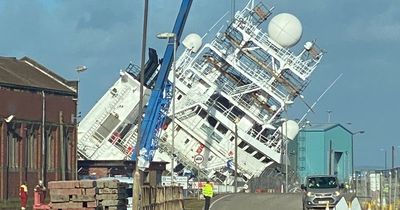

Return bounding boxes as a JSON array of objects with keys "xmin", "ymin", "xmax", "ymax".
[{"xmin": 210, "ymin": 193, "xmax": 303, "ymax": 210}]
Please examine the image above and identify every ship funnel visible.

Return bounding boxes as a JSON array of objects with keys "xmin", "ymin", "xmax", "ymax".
[
  {"xmin": 182, "ymin": 33, "xmax": 202, "ymax": 53},
  {"xmin": 281, "ymin": 120, "xmax": 299, "ymax": 140}
]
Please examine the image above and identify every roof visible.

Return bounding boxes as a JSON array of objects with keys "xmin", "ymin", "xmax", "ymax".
[
  {"xmin": 0, "ymin": 56, "xmax": 76, "ymax": 95},
  {"xmin": 301, "ymin": 123, "xmax": 352, "ymax": 134}
]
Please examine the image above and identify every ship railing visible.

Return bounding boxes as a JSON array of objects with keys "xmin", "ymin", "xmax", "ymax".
[
  {"xmin": 175, "ymin": 106, "xmax": 198, "ymax": 121},
  {"xmin": 210, "ymin": 40, "xmax": 287, "ymax": 102},
  {"xmin": 233, "ymin": 16, "xmax": 316, "ymax": 80},
  {"xmin": 175, "ymin": 49, "xmax": 194, "ymax": 74},
  {"xmin": 191, "ymin": 62, "xmax": 221, "ymax": 82},
  {"xmin": 216, "ymin": 83, "xmax": 269, "ymax": 121},
  {"xmin": 205, "ymin": 99, "xmax": 239, "ymax": 122},
  {"xmin": 206, "ymin": 161, "xmax": 255, "ymax": 178},
  {"xmin": 252, "ymin": 27, "xmax": 315, "ymax": 80},
  {"xmin": 90, "ymin": 123, "xmax": 138, "ymax": 160},
  {"xmin": 158, "ymin": 137, "xmax": 209, "ymax": 178},
  {"xmin": 78, "ymin": 85, "xmax": 131, "ymax": 157},
  {"xmin": 247, "ymin": 128, "xmax": 281, "ymax": 153},
  {"xmin": 229, "ymin": 83, "xmax": 260, "ymax": 97},
  {"xmin": 118, "ymin": 125, "xmax": 139, "ymax": 158},
  {"xmin": 218, "ymin": 82, "xmax": 235, "ymax": 95}
]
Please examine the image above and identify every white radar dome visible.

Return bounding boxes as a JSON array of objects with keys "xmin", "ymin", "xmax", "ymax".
[
  {"xmin": 268, "ymin": 13, "xmax": 302, "ymax": 48},
  {"xmin": 281, "ymin": 120, "xmax": 300, "ymax": 140},
  {"xmin": 182, "ymin": 33, "xmax": 202, "ymax": 53}
]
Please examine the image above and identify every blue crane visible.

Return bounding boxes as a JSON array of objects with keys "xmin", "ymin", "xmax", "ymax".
[{"xmin": 133, "ymin": 0, "xmax": 193, "ymax": 169}]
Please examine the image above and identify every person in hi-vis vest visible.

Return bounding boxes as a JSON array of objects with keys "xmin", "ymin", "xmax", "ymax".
[{"xmin": 202, "ymin": 180, "xmax": 214, "ymax": 210}]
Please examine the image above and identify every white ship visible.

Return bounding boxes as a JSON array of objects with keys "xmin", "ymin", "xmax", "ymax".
[{"xmin": 77, "ymin": 0, "xmax": 324, "ymax": 184}]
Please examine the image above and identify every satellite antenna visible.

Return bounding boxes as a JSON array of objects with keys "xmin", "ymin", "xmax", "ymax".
[{"xmin": 298, "ymin": 73, "xmax": 343, "ymax": 124}]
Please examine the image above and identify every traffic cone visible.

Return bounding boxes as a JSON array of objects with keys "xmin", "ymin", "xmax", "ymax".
[{"xmin": 325, "ymin": 202, "xmax": 329, "ymax": 210}]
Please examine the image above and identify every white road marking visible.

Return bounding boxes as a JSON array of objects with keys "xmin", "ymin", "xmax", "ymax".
[{"xmin": 210, "ymin": 194, "xmax": 235, "ymax": 210}]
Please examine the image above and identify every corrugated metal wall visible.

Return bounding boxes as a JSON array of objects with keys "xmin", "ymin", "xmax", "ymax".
[{"xmin": 0, "ymin": 88, "xmax": 77, "ymax": 200}]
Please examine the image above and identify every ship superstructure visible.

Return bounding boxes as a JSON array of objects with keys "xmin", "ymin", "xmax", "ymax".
[{"xmin": 78, "ymin": 0, "xmax": 324, "ymax": 183}]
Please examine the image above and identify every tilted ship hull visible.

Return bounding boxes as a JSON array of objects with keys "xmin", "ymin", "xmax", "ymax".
[{"xmin": 78, "ymin": 0, "xmax": 324, "ymax": 184}]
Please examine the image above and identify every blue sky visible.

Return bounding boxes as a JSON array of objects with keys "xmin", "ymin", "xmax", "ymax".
[{"xmin": 1, "ymin": 0, "xmax": 399, "ymax": 169}]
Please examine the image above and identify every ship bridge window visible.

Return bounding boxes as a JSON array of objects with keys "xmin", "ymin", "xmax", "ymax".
[
  {"xmin": 215, "ymin": 95, "xmax": 231, "ymax": 109},
  {"xmin": 254, "ymin": 152, "xmax": 264, "ymax": 159},
  {"xmin": 207, "ymin": 116, "xmax": 217, "ymax": 127},
  {"xmin": 216, "ymin": 124, "xmax": 228, "ymax": 134},
  {"xmin": 245, "ymin": 146, "xmax": 255, "ymax": 154},
  {"xmin": 198, "ymin": 109, "xmax": 207, "ymax": 119},
  {"xmin": 231, "ymin": 106, "xmax": 245, "ymax": 118},
  {"xmin": 262, "ymin": 157, "xmax": 271, "ymax": 163},
  {"xmin": 238, "ymin": 141, "xmax": 247, "ymax": 148}
]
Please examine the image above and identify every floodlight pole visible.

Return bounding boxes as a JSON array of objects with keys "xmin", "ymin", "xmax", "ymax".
[
  {"xmin": 156, "ymin": 32, "xmax": 176, "ymax": 186},
  {"xmin": 133, "ymin": 0, "xmax": 148, "ymax": 209}
]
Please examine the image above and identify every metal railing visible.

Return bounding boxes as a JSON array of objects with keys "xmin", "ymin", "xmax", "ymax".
[{"xmin": 354, "ymin": 168, "xmax": 400, "ymax": 210}]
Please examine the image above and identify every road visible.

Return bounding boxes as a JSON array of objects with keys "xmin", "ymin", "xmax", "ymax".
[{"xmin": 210, "ymin": 193, "xmax": 303, "ymax": 210}]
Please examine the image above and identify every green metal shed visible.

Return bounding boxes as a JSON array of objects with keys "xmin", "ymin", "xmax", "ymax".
[{"xmin": 292, "ymin": 123, "xmax": 353, "ymax": 184}]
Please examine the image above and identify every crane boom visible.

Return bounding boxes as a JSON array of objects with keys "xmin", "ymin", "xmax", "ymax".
[{"xmin": 134, "ymin": 0, "xmax": 193, "ymax": 169}]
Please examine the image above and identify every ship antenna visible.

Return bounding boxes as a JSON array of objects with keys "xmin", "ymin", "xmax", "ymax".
[
  {"xmin": 298, "ymin": 73, "xmax": 343, "ymax": 124},
  {"xmin": 201, "ymin": 11, "xmax": 229, "ymax": 39}
]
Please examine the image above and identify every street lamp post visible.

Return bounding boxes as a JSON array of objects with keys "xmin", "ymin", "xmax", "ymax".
[
  {"xmin": 352, "ymin": 130, "xmax": 364, "ymax": 192},
  {"xmin": 157, "ymin": 32, "xmax": 177, "ymax": 186},
  {"xmin": 283, "ymin": 99, "xmax": 293, "ymax": 193},
  {"xmin": 75, "ymin": 65, "xmax": 87, "ymax": 123},
  {"xmin": 74, "ymin": 65, "xmax": 87, "ymax": 180},
  {"xmin": 133, "ymin": 1, "xmax": 149, "ymax": 209}
]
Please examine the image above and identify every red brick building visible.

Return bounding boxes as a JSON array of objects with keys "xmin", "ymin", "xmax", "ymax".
[{"xmin": 0, "ymin": 56, "xmax": 77, "ymax": 200}]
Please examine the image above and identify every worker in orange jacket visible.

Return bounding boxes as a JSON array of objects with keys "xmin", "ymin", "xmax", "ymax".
[{"xmin": 19, "ymin": 182, "xmax": 28, "ymax": 210}]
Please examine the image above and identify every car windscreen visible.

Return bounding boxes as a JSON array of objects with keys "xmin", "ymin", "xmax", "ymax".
[{"xmin": 307, "ymin": 177, "xmax": 338, "ymax": 189}]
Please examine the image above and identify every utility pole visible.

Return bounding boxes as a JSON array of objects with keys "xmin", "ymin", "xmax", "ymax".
[{"xmin": 133, "ymin": 1, "xmax": 148, "ymax": 209}]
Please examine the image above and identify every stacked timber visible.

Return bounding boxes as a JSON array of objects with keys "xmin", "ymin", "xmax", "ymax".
[
  {"xmin": 48, "ymin": 180, "xmax": 128, "ymax": 210},
  {"xmin": 96, "ymin": 179, "xmax": 128, "ymax": 210},
  {"xmin": 48, "ymin": 180, "xmax": 97, "ymax": 210}
]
